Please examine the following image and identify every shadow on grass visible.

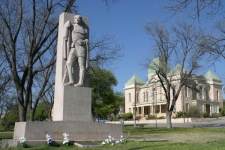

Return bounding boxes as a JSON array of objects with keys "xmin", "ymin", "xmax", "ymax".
[{"xmin": 49, "ymin": 141, "xmax": 61, "ymax": 147}]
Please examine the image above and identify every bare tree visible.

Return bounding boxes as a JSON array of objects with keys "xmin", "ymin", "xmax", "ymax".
[
  {"xmin": 158, "ymin": 0, "xmax": 225, "ymax": 100},
  {"xmin": 0, "ymin": 59, "xmax": 12, "ymax": 121},
  {"xmin": 143, "ymin": 21, "xmax": 210, "ymax": 128},
  {"xmin": 159, "ymin": 0, "xmax": 224, "ymax": 21},
  {"xmin": 28, "ymin": 56, "xmax": 56, "ymax": 121},
  {"xmin": 90, "ymin": 34, "xmax": 123, "ymax": 67},
  {"xmin": 158, "ymin": 0, "xmax": 225, "ymax": 58},
  {"xmin": 0, "ymin": 0, "xmax": 77, "ymax": 121}
]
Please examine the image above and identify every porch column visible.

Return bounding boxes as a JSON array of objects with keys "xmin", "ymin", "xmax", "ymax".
[
  {"xmin": 210, "ymin": 105, "xmax": 212, "ymax": 116},
  {"xmin": 149, "ymin": 105, "xmax": 151, "ymax": 115},
  {"xmin": 137, "ymin": 107, "xmax": 139, "ymax": 115},
  {"xmin": 153, "ymin": 105, "xmax": 155, "ymax": 114},
  {"xmin": 141, "ymin": 106, "xmax": 144, "ymax": 116}
]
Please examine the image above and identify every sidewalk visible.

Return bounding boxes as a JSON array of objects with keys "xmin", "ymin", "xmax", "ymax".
[{"xmin": 106, "ymin": 117, "xmax": 224, "ymax": 128}]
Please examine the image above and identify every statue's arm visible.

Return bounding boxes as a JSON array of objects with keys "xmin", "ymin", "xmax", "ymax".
[
  {"xmin": 63, "ymin": 21, "xmax": 71, "ymax": 60},
  {"xmin": 63, "ymin": 21, "xmax": 71, "ymax": 40}
]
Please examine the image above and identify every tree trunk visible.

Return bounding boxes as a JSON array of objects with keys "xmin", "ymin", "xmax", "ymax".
[
  {"xmin": 166, "ymin": 110, "xmax": 172, "ymax": 128},
  {"xmin": 48, "ymin": 110, "xmax": 52, "ymax": 121},
  {"xmin": 18, "ymin": 104, "xmax": 27, "ymax": 122},
  {"xmin": 29, "ymin": 109, "xmax": 35, "ymax": 121},
  {"xmin": 48, "ymin": 103, "xmax": 54, "ymax": 121}
]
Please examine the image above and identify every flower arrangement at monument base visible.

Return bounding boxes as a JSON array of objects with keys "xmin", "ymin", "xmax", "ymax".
[
  {"xmin": 46, "ymin": 134, "xmax": 52, "ymax": 145},
  {"xmin": 19, "ymin": 136, "xmax": 27, "ymax": 148},
  {"xmin": 102, "ymin": 135, "xmax": 127, "ymax": 146},
  {"xmin": 62, "ymin": 133, "xmax": 70, "ymax": 146}
]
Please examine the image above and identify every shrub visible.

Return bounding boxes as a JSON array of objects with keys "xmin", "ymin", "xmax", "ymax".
[
  {"xmin": 212, "ymin": 113, "xmax": 220, "ymax": 118},
  {"xmin": 121, "ymin": 112, "xmax": 133, "ymax": 120},
  {"xmin": 187, "ymin": 106, "xmax": 201, "ymax": 118},
  {"xmin": 157, "ymin": 116, "xmax": 165, "ymax": 119},
  {"xmin": 174, "ymin": 111, "xmax": 188, "ymax": 118},
  {"xmin": 219, "ymin": 107, "xmax": 225, "ymax": 116},
  {"xmin": 202, "ymin": 112, "xmax": 209, "ymax": 118},
  {"xmin": 175, "ymin": 111, "xmax": 183, "ymax": 118},
  {"xmin": 113, "ymin": 117, "xmax": 119, "ymax": 121},
  {"xmin": 135, "ymin": 116, "xmax": 141, "ymax": 120},
  {"xmin": 146, "ymin": 115, "xmax": 156, "ymax": 119}
]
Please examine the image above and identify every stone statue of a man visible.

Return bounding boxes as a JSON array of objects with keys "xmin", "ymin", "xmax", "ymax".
[{"xmin": 63, "ymin": 15, "xmax": 89, "ymax": 87}]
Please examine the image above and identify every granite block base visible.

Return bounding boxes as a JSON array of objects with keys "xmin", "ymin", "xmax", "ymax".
[{"xmin": 2, "ymin": 121, "xmax": 122, "ymax": 148}]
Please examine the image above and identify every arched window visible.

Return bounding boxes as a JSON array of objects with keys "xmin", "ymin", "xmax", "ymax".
[
  {"xmin": 185, "ymin": 86, "xmax": 188, "ymax": 97},
  {"xmin": 143, "ymin": 92, "xmax": 145, "ymax": 102},
  {"xmin": 216, "ymin": 90, "xmax": 219, "ymax": 101},
  {"xmin": 146, "ymin": 92, "xmax": 148, "ymax": 101},
  {"xmin": 129, "ymin": 93, "xmax": 131, "ymax": 102}
]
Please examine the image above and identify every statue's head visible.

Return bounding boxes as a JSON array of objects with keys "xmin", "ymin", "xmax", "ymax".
[{"xmin": 74, "ymin": 15, "xmax": 82, "ymax": 25}]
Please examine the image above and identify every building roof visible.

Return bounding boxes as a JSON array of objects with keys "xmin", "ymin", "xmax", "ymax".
[
  {"xmin": 204, "ymin": 70, "xmax": 221, "ymax": 81},
  {"xmin": 148, "ymin": 57, "xmax": 170, "ymax": 75},
  {"xmin": 125, "ymin": 74, "xmax": 145, "ymax": 85},
  {"xmin": 140, "ymin": 82, "xmax": 149, "ymax": 88},
  {"xmin": 170, "ymin": 64, "xmax": 187, "ymax": 75}
]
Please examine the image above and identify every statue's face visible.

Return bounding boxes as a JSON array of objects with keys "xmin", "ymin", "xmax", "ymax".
[{"xmin": 74, "ymin": 15, "xmax": 82, "ymax": 24}]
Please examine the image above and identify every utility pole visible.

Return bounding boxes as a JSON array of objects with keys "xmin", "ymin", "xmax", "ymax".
[
  {"xmin": 134, "ymin": 79, "xmax": 137, "ymax": 127},
  {"xmin": 182, "ymin": 90, "xmax": 185, "ymax": 123}
]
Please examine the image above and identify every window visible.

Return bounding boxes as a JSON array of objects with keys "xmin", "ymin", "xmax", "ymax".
[
  {"xmin": 199, "ymin": 86, "xmax": 202, "ymax": 99},
  {"xmin": 143, "ymin": 92, "xmax": 145, "ymax": 102},
  {"xmin": 214, "ymin": 106, "xmax": 217, "ymax": 113},
  {"xmin": 205, "ymin": 89, "xmax": 209, "ymax": 100},
  {"xmin": 129, "ymin": 108, "xmax": 131, "ymax": 112},
  {"xmin": 216, "ymin": 90, "xmax": 219, "ymax": 101},
  {"xmin": 136, "ymin": 93, "xmax": 139, "ymax": 103},
  {"xmin": 185, "ymin": 86, "xmax": 188, "ymax": 97},
  {"xmin": 146, "ymin": 92, "xmax": 148, "ymax": 101},
  {"xmin": 129, "ymin": 93, "xmax": 131, "ymax": 102},
  {"xmin": 153, "ymin": 88, "xmax": 156, "ymax": 101}
]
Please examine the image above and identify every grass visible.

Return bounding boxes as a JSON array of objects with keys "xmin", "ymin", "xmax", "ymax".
[
  {"xmin": 1, "ymin": 127, "xmax": 225, "ymax": 149},
  {"xmin": 0, "ymin": 133, "xmax": 13, "ymax": 140}
]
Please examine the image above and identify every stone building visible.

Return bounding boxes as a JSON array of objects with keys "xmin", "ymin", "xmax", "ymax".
[{"xmin": 124, "ymin": 58, "xmax": 223, "ymax": 118}]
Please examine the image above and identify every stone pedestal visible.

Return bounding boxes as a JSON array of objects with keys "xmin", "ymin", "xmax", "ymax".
[
  {"xmin": 52, "ymin": 86, "xmax": 92, "ymax": 122},
  {"xmin": 13, "ymin": 121, "xmax": 122, "ymax": 141},
  {"xmin": 2, "ymin": 121, "xmax": 122, "ymax": 148}
]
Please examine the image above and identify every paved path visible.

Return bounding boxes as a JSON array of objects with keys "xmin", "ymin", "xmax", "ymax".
[{"xmin": 124, "ymin": 117, "xmax": 225, "ymax": 128}]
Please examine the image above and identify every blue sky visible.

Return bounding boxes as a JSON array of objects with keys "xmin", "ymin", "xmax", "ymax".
[{"xmin": 76, "ymin": 0, "xmax": 225, "ymax": 98}]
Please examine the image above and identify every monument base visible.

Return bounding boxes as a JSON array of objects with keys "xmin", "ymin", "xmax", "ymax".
[
  {"xmin": 2, "ymin": 121, "xmax": 122, "ymax": 148},
  {"xmin": 52, "ymin": 86, "xmax": 93, "ymax": 121}
]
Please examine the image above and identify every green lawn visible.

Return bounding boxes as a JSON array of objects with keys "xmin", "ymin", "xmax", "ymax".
[
  {"xmin": 0, "ymin": 133, "xmax": 13, "ymax": 140},
  {"xmin": 1, "ymin": 127, "xmax": 225, "ymax": 150}
]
